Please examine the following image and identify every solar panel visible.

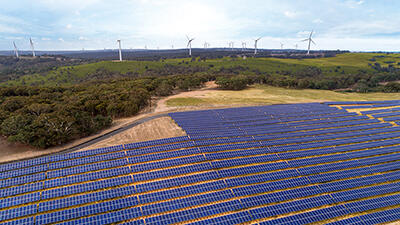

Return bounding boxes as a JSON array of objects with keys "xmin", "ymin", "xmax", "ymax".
[{"xmin": 1, "ymin": 102, "xmax": 399, "ymax": 225}]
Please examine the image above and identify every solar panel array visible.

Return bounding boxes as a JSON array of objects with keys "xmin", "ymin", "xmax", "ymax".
[{"xmin": 0, "ymin": 102, "xmax": 399, "ymax": 225}]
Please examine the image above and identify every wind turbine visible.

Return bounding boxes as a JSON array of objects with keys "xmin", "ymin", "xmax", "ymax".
[
  {"xmin": 30, "ymin": 38, "xmax": 36, "ymax": 57},
  {"xmin": 229, "ymin": 42, "xmax": 234, "ymax": 51},
  {"xmin": 117, "ymin": 40, "xmax": 122, "ymax": 61},
  {"xmin": 294, "ymin": 44, "xmax": 298, "ymax": 50},
  {"xmin": 254, "ymin": 37, "xmax": 262, "ymax": 55},
  {"xmin": 280, "ymin": 42, "xmax": 284, "ymax": 49},
  {"xmin": 242, "ymin": 42, "xmax": 246, "ymax": 51},
  {"xmin": 203, "ymin": 42, "xmax": 210, "ymax": 49},
  {"xmin": 13, "ymin": 41, "xmax": 19, "ymax": 58},
  {"xmin": 186, "ymin": 35, "xmax": 195, "ymax": 57},
  {"xmin": 302, "ymin": 30, "xmax": 316, "ymax": 55}
]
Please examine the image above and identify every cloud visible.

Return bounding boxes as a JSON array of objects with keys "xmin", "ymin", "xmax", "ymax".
[
  {"xmin": 78, "ymin": 36, "xmax": 89, "ymax": 40},
  {"xmin": 283, "ymin": 11, "xmax": 297, "ymax": 18},
  {"xmin": 326, "ymin": 20, "xmax": 400, "ymax": 38},
  {"xmin": 41, "ymin": 37, "xmax": 51, "ymax": 40},
  {"xmin": 312, "ymin": 18, "xmax": 323, "ymax": 24},
  {"xmin": 1, "ymin": 0, "xmax": 400, "ymax": 51},
  {"xmin": 0, "ymin": 24, "xmax": 23, "ymax": 34},
  {"xmin": 345, "ymin": 0, "xmax": 365, "ymax": 8},
  {"xmin": 4, "ymin": 36, "xmax": 23, "ymax": 40}
]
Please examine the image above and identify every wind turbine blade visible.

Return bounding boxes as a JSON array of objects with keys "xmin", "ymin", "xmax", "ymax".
[
  {"xmin": 311, "ymin": 39, "xmax": 316, "ymax": 45},
  {"xmin": 186, "ymin": 35, "xmax": 190, "ymax": 40},
  {"xmin": 301, "ymin": 39, "xmax": 309, "ymax": 42}
]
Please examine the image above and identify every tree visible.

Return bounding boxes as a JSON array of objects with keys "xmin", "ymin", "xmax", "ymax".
[{"xmin": 216, "ymin": 75, "xmax": 249, "ymax": 90}]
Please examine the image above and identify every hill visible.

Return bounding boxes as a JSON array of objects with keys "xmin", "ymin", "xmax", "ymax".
[{"xmin": 3, "ymin": 53, "xmax": 400, "ymax": 92}]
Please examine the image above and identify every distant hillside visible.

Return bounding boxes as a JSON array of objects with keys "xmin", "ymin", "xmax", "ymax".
[
  {"xmin": 0, "ymin": 56, "xmax": 88, "ymax": 83},
  {"xmin": 0, "ymin": 48, "xmax": 345, "ymax": 60},
  {"xmin": 3, "ymin": 53, "xmax": 400, "ymax": 92}
]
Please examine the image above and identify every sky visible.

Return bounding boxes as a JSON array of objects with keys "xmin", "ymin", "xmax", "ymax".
[{"xmin": 1, "ymin": 0, "xmax": 400, "ymax": 51}]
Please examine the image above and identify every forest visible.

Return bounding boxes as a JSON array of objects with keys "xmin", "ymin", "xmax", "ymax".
[{"xmin": 0, "ymin": 74, "xmax": 211, "ymax": 148}]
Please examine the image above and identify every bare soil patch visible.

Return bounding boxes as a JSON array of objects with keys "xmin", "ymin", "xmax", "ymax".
[{"xmin": 79, "ymin": 117, "xmax": 185, "ymax": 151}]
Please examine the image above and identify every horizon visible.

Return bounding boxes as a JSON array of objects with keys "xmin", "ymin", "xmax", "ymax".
[{"xmin": 2, "ymin": 0, "xmax": 400, "ymax": 51}]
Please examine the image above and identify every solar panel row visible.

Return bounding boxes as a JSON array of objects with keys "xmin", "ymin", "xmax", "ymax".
[{"xmin": 1, "ymin": 102, "xmax": 399, "ymax": 225}]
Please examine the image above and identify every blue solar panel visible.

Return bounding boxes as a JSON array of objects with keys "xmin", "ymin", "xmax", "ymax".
[{"xmin": 2, "ymin": 102, "xmax": 400, "ymax": 225}]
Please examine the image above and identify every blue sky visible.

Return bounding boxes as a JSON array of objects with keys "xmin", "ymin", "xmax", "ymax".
[{"xmin": 1, "ymin": 0, "xmax": 400, "ymax": 51}]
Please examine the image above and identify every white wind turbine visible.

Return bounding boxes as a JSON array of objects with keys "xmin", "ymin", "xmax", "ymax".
[
  {"xmin": 203, "ymin": 42, "xmax": 210, "ymax": 49},
  {"xmin": 302, "ymin": 30, "xmax": 316, "ymax": 55},
  {"xmin": 30, "ymin": 38, "xmax": 36, "ymax": 57},
  {"xmin": 13, "ymin": 41, "xmax": 19, "ymax": 58},
  {"xmin": 294, "ymin": 44, "xmax": 298, "ymax": 50},
  {"xmin": 229, "ymin": 42, "xmax": 234, "ymax": 51},
  {"xmin": 117, "ymin": 40, "xmax": 122, "ymax": 61},
  {"xmin": 254, "ymin": 37, "xmax": 262, "ymax": 55},
  {"xmin": 186, "ymin": 35, "xmax": 195, "ymax": 57},
  {"xmin": 242, "ymin": 42, "xmax": 246, "ymax": 51},
  {"xmin": 280, "ymin": 42, "xmax": 284, "ymax": 49}
]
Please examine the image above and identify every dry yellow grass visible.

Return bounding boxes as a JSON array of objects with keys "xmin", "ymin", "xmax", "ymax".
[
  {"xmin": 80, "ymin": 117, "xmax": 186, "ymax": 151},
  {"xmin": 166, "ymin": 85, "xmax": 400, "ymax": 107}
]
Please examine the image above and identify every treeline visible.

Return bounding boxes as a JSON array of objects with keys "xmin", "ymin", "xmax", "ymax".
[
  {"xmin": 0, "ymin": 74, "xmax": 211, "ymax": 148},
  {"xmin": 213, "ymin": 66, "xmax": 400, "ymax": 93},
  {"xmin": 259, "ymin": 66, "xmax": 400, "ymax": 93},
  {"xmin": 58, "ymin": 49, "xmax": 348, "ymax": 61},
  {"xmin": 0, "ymin": 56, "xmax": 89, "ymax": 83}
]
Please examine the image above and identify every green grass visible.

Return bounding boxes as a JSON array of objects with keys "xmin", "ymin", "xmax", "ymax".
[
  {"xmin": 166, "ymin": 97, "xmax": 208, "ymax": 106},
  {"xmin": 166, "ymin": 84, "xmax": 400, "ymax": 107},
  {"xmin": 3, "ymin": 52, "xmax": 400, "ymax": 86}
]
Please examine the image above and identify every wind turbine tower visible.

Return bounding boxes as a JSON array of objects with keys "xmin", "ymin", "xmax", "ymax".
[
  {"xmin": 229, "ymin": 42, "xmax": 234, "ymax": 51},
  {"xmin": 254, "ymin": 37, "xmax": 261, "ymax": 55},
  {"xmin": 302, "ymin": 30, "xmax": 316, "ymax": 55},
  {"xmin": 30, "ymin": 38, "xmax": 36, "ymax": 57},
  {"xmin": 294, "ymin": 44, "xmax": 298, "ymax": 50},
  {"xmin": 186, "ymin": 35, "xmax": 195, "ymax": 57},
  {"xmin": 13, "ymin": 41, "xmax": 19, "ymax": 58},
  {"xmin": 117, "ymin": 40, "xmax": 122, "ymax": 61},
  {"xmin": 242, "ymin": 42, "xmax": 246, "ymax": 51}
]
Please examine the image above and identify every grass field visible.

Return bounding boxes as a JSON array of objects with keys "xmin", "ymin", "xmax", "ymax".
[
  {"xmin": 4, "ymin": 52, "xmax": 400, "ymax": 86},
  {"xmin": 166, "ymin": 84, "xmax": 400, "ymax": 107}
]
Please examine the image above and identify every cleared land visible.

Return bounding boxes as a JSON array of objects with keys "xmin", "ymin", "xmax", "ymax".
[
  {"xmin": 166, "ymin": 84, "xmax": 400, "ymax": 108},
  {"xmin": 80, "ymin": 117, "xmax": 186, "ymax": 151}
]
